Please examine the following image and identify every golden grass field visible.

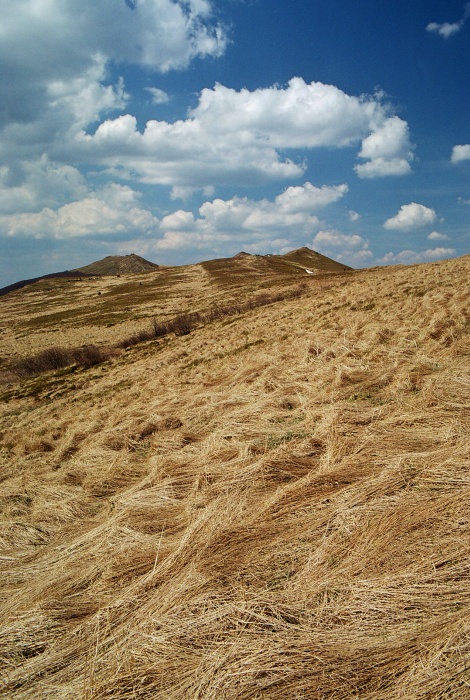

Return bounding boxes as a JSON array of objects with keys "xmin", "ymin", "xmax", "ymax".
[{"xmin": 0, "ymin": 252, "xmax": 469, "ymax": 698}]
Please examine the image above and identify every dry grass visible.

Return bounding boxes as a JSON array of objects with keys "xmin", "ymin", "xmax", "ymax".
[{"xmin": 0, "ymin": 254, "xmax": 469, "ymax": 698}]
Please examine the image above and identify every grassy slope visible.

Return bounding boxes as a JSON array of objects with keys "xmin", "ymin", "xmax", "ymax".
[{"xmin": 0, "ymin": 255, "xmax": 469, "ymax": 699}]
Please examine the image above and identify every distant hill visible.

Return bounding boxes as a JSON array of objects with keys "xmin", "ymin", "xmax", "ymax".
[
  {"xmin": 76, "ymin": 254, "xmax": 160, "ymax": 276},
  {"xmin": 202, "ymin": 247, "xmax": 351, "ymax": 283},
  {"xmin": 0, "ymin": 254, "xmax": 160, "ymax": 296},
  {"xmin": 280, "ymin": 246, "xmax": 352, "ymax": 272},
  {"xmin": 231, "ymin": 247, "xmax": 351, "ymax": 273},
  {"xmin": 0, "ymin": 269, "xmax": 91, "ymax": 297},
  {"xmin": 0, "ymin": 248, "xmax": 346, "ymax": 297}
]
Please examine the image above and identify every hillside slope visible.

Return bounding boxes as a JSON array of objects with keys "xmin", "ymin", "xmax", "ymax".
[
  {"xmin": 76, "ymin": 253, "xmax": 160, "ymax": 276},
  {"xmin": 0, "ymin": 254, "xmax": 159, "ymax": 297},
  {"xmin": 0, "ymin": 255, "xmax": 469, "ymax": 699}
]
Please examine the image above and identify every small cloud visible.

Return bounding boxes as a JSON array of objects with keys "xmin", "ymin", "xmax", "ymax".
[
  {"xmin": 427, "ymin": 231, "xmax": 449, "ymax": 241},
  {"xmin": 348, "ymin": 210, "xmax": 361, "ymax": 222},
  {"xmin": 384, "ymin": 202, "xmax": 438, "ymax": 230},
  {"xmin": 426, "ymin": 3, "xmax": 470, "ymax": 39},
  {"xmin": 451, "ymin": 144, "xmax": 470, "ymax": 163},
  {"xmin": 313, "ymin": 229, "xmax": 368, "ymax": 250},
  {"xmin": 312, "ymin": 229, "xmax": 371, "ymax": 267},
  {"xmin": 355, "ymin": 116, "xmax": 414, "ymax": 179},
  {"xmin": 426, "ymin": 21, "xmax": 462, "ymax": 39},
  {"xmin": 145, "ymin": 87, "xmax": 170, "ymax": 105},
  {"xmin": 423, "ymin": 247, "xmax": 456, "ymax": 259}
]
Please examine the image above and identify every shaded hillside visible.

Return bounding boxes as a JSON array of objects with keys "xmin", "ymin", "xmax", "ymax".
[
  {"xmin": 280, "ymin": 246, "xmax": 352, "ymax": 271},
  {"xmin": 76, "ymin": 253, "xmax": 160, "ymax": 276},
  {"xmin": 0, "ymin": 255, "xmax": 469, "ymax": 699},
  {"xmin": 0, "ymin": 270, "xmax": 90, "ymax": 297},
  {"xmin": 202, "ymin": 247, "xmax": 350, "ymax": 286}
]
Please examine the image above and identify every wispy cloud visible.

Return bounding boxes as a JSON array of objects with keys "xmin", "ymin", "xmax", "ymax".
[
  {"xmin": 145, "ymin": 87, "xmax": 170, "ymax": 105},
  {"xmin": 378, "ymin": 248, "xmax": 456, "ymax": 265},
  {"xmin": 426, "ymin": 3, "xmax": 470, "ymax": 39}
]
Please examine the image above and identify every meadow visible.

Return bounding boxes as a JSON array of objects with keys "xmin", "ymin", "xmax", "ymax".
[{"xmin": 0, "ymin": 252, "xmax": 469, "ymax": 698}]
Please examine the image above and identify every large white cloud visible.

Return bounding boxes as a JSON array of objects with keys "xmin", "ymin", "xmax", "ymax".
[
  {"xmin": 427, "ymin": 231, "xmax": 449, "ymax": 241},
  {"xmin": 0, "ymin": 0, "xmax": 415, "ymax": 266},
  {"xmin": 0, "ymin": 0, "xmax": 414, "ymax": 224},
  {"xmin": 0, "ymin": 158, "xmax": 87, "ymax": 214},
  {"xmin": 0, "ymin": 184, "xmax": 159, "ymax": 239},
  {"xmin": 0, "ymin": 181, "xmax": 345, "ymax": 245},
  {"xmin": 76, "ymin": 79, "xmax": 414, "ymax": 190},
  {"xmin": 0, "ymin": 0, "xmax": 227, "ymax": 216},
  {"xmin": 0, "ymin": 0, "xmax": 225, "ymax": 143},
  {"xmin": 383, "ymin": 203, "xmax": 438, "ymax": 230},
  {"xmin": 0, "ymin": 1, "xmax": 226, "ymax": 87}
]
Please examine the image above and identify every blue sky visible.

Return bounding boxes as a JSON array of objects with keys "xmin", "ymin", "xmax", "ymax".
[{"xmin": 1, "ymin": 0, "xmax": 469, "ymax": 286}]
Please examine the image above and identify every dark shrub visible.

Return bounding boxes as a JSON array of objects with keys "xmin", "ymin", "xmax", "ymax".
[
  {"xmin": 13, "ymin": 347, "xmax": 74, "ymax": 377},
  {"xmin": 171, "ymin": 312, "xmax": 200, "ymax": 336},
  {"xmin": 73, "ymin": 345, "xmax": 114, "ymax": 368}
]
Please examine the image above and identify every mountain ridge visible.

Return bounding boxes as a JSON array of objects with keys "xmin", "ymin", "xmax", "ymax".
[{"xmin": 0, "ymin": 247, "xmax": 349, "ymax": 296}]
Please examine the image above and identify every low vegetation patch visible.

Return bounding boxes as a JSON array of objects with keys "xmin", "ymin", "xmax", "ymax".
[
  {"xmin": 118, "ymin": 284, "xmax": 305, "ymax": 349},
  {"xmin": 11, "ymin": 344, "xmax": 117, "ymax": 378}
]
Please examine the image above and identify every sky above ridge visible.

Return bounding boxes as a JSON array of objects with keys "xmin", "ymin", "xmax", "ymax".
[{"xmin": 1, "ymin": 0, "xmax": 469, "ymax": 286}]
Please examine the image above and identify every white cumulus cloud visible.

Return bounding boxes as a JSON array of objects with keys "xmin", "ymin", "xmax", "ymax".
[
  {"xmin": 383, "ymin": 203, "xmax": 438, "ymax": 230},
  {"xmin": 157, "ymin": 182, "xmax": 347, "ymax": 252},
  {"xmin": 0, "ymin": 184, "xmax": 159, "ymax": 239},
  {"xmin": 355, "ymin": 116, "xmax": 413, "ymax": 178},
  {"xmin": 0, "ymin": 158, "xmax": 87, "ymax": 215},
  {"xmin": 145, "ymin": 88, "xmax": 170, "ymax": 105},
  {"xmin": 77, "ymin": 79, "xmax": 414, "ymax": 190},
  {"xmin": 0, "ymin": 0, "xmax": 227, "ymax": 212},
  {"xmin": 348, "ymin": 210, "xmax": 361, "ymax": 222},
  {"xmin": 312, "ymin": 229, "xmax": 372, "ymax": 267}
]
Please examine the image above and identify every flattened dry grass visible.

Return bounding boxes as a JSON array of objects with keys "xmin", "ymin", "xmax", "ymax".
[{"xmin": 0, "ymin": 255, "xmax": 469, "ymax": 698}]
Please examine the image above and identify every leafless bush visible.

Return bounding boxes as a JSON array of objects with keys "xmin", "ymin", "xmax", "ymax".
[
  {"xmin": 12, "ymin": 347, "xmax": 75, "ymax": 377},
  {"xmin": 12, "ymin": 344, "xmax": 116, "ymax": 377},
  {"xmin": 118, "ymin": 284, "xmax": 307, "ymax": 352},
  {"xmin": 72, "ymin": 344, "xmax": 116, "ymax": 368},
  {"xmin": 116, "ymin": 329, "xmax": 154, "ymax": 349},
  {"xmin": 152, "ymin": 317, "xmax": 169, "ymax": 338},
  {"xmin": 170, "ymin": 312, "xmax": 201, "ymax": 336}
]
